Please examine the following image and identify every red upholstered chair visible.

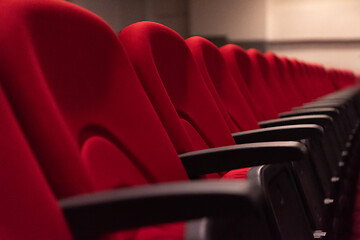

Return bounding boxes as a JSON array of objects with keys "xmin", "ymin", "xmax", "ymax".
[
  {"xmin": 119, "ymin": 22, "xmax": 239, "ymax": 155},
  {"xmin": 185, "ymin": 37, "xmax": 335, "ymax": 147},
  {"xmin": 118, "ymin": 21, "xmax": 327, "ymax": 239},
  {"xmin": 277, "ymin": 57, "xmax": 304, "ymax": 106},
  {"xmin": 220, "ymin": 45, "xmax": 279, "ymax": 121},
  {"xmin": 291, "ymin": 60, "xmax": 318, "ymax": 102},
  {"xmin": 328, "ymin": 69, "xmax": 357, "ymax": 91},
  {"xmin": 221, "ymin": 44, "xmax": 360, "ymax": 238},
  {"xmin": 0, "ymin": 83, "xmax": 73, "ymax": 240},
  {"xmin": 186, "ymin": 37, "xmax": 331, "ymax": 138},
  {"xmin": 254, "ymin": 51, "xmax": 292, "ymax": 113},
  {"xmin": 0, "ymin": 0, "xmax": 189, "ymax": 197},
  {"xmin": 186, "ymin": 35, "xmax": 359, "ymax": 234},
  {"xmin": 0, "ymin": 0, "xmax": 181, "ymax": 238},
  {"xmin": 0, "ymin": 1, "xmax": 277, "ymax": 239},
  {"xmin": 288, "ymin": 59, "xmax": 314, "ymax": 103},
  {"xmin": 259, "ymin": 56, "xmax": 354, "ymax": 147},
  {"xmin": 118, "ymin": 22, "xmax": 301, "ymax": 179},
  {"xmin": 0, "ymin": 81, "xmax": 270, "ymax": 240},
  {"xmin": 185, "ymin": 36, "xmax": 259, "ymax": 132},
  {"xmin": 222, "ymin": 45, "xmax": 350, "ymax": 154}
]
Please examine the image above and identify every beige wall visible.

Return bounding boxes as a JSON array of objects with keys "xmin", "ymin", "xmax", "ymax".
[
  {"xmin": 267, "ymin": 0, "xmax": 360, "ymax": 41},
  {"xmin": 190, "ymin": 0, "xmax": 360, "ymax": 41},
  {"xmin": 266, "ymin": 0, "xmax": 360, "ymax": 73},
  {"xmin": 268, "ymin": 42, "xmax": 360, "ymax": 73},
  {"xmin": 189, "ymin": 0, "xmax": 266, "ymax": 41}
]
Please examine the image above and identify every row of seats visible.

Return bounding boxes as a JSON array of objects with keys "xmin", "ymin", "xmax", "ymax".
[
  {"xmin": 119, "ymin": 22, "xmax": 360, "ymax": 240},
  {"xmin": 0, "ymin": 0, "xmax": 359, "ymax": 240}
]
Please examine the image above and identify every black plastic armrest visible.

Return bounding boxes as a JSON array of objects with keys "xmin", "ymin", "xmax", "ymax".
[
  {"xmin": 320, "ymin": 87, "xmax": 360, "ymax": 100},
  {"xmin": 60, "ymin": 180, "xmax": 263, "ymax": 239},
  {"xmin": 258, "ymin": 114, "xmax": 333, "ymax": 128},
  {"xmin": 293, "ymin": 101, "xmax": 346, "ymax": 110},
  {"xmin": 232, "ymin": 124, "xmax": 324, "ymax": 144},
  {"xmin": 279, "ymin": 107, "xmax": 340, "ymax": 119},
  {"xmin": 179, "ymin": 141, "xmax": 307, "ymax": 178}
]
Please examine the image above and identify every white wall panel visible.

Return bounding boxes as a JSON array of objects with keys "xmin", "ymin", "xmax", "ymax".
[{"xmin": 267, "ymin": 0, "xmax": 360, "ymax": 41}]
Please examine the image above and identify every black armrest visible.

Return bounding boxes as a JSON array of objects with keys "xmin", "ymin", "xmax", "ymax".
[
  {"xmin": 232, "ymin": 124, "xmax": 324, "ymax": 144},
  {"xmin": 314, "ymin": 98, "xmax": 348, "ymax": 104},
  {"xmin": 258, "ymin": 115, "xmax": 333, "ymax": 128},
  {"xmin": 320, "ymin": 87, "xmax": 360, "ymax": 100},
  {"xmin": 279, "ymin": 107, "xmax": 340, "ymax": 119},
  {"xmin": 293, "ymin": 101, "xmax": 346, "ymax": 111},
  {"xmin": 179, "ymin": 141, "xmax": 307, "ymax": 178},
  {"xmin": 60, "ymin": 180, "xmax": 265, "ymax": 239}
]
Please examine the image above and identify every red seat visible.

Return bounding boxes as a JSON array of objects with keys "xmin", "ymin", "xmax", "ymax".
[
  {"xmin": 119, "ymin": 22, "xmax": 326, "ymax": 239},
  {"xmin": 264, "ymin": 53, "xmax": 302, "ymax": 110},
  {"xmin": 0, "ymin": 1, "xmax": 191, "ymax": 239},
  {"xmin": 0, "ymin": 85, "xmax": 72, "ymax": 240},
  {"xmin": 291, "ymin": 60, "xmax": 318, "ymax": 102},
  {"xmin": 2, "ymin": 2, "xmax": 278, "ymax": 239},
  {"xmin": 119, "ymin": 21, "xmax": 252, "ymax": 179},
  {"xmin": 251, "ymin": 50, "xmax": 292, "ymax": 113},
  {"xmin": 186, "ymin": 36, "xmax": 259, "ymax": 132},
  {"xmin": 279, "ymin": 57, "xmax": 308, "ymax": 106},
  {"xmin": 328, "ymin": 69, "xmax": 357, "ymax": 90},
  {"xmin": 220, "ymin": 45, "xmax": 279, "ymax": 120}
]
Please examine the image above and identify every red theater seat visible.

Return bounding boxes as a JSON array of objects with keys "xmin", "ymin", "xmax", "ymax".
[
  {"xmin": 221, "ymin": 44, "xmax": 360, "ymax": 239},
  {"xmin": 0, "ymin": 1, "xmax": 277, "ymax": 239},
  {"xmin": 0, "ymin": 84, "xmax": 73, "ymax": 240},
  {"xmin": 221, "ymin": 45, "xmax": 279, "ymax": 120},
  {"xmin": 118, "ymin": 21, "xmax": 328, "ymax": 239},
  {"xmin": 185, "ymin": 36, "xmax": 355, "ymax": 236}
]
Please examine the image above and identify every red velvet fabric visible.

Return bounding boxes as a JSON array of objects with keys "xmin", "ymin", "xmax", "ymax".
[
  {"xmin": 119, "ymin": 22, "xmax": 249, "ymax": 179},
  {"xmin": 0, "ymin": 1, "xmax": 189, "ymax": 239},
  {"xmin": 281, "ymin": 57, "xmax": 309, "ymax": 105},
  {"xmin": 277, "ymin": 57, "xmax": 304, "ymax": 107},
  {"xmin": 119, "ymin": 22, "xmax": 235, "ymax": 151},
  {"xmin": 294, "ymin": 60, "xmax": 318, "ymax": 101},
  {"xmin": 252, "ymin": 50, "xmax": 291, "ymax": 113},
  {"xmin": 186, "ymin": 36, "xmax": 259, "ymax": 132},
  {"xmin": 0, "ymin": 86, "xmax": 73, "ymax": 240},
  {"xmin": 0, "ymin": 0, "xmax": 189, "ymax": 194},
  {"xmin": 263, "ymin": 52, "xmax": 299, "ymax": 110},
  {"xmin": 219, "ymin": 45, "xmax": 265, "ymax": 121},
  {"xmin": 221, "ymin": 45, "xmax": 278, "ymax": 120},
  {"xmin": 328, "ymin": 69, "xmax": 357, "ymax": 90}
]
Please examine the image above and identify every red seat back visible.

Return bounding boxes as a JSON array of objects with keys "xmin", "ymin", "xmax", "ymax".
[
  {"xmin": 0, "ymin": 2, "xmax": 191, "ymax": 239},
  {"xmin": 119, "ymin": 22, "xmax": 236, "ymax": 152},
  {"xmin": 186, "ymin": 36, "xmax": 259, "ymax": 132},
  {"xmin": 0, "ymin": 86, "xmax": 72, "ymax": 240},
  {"xmin": 289, "ymin": 59, "xmax": 313, "ymax": 103},
  {"xmin": 252, "ymin": 51, "xmax": 291, "ymax": 113},
  {"xmin": 264, "ymin": 52, "xmax": 298, "ymax": 110},
  {"xmin": 0, "ymin": 0, "xmax": 188, "ymax": 198},
  {"xmin": 119, "ymin": 22, "xmax": 253, "ymax": 180},
  {"xmin": 279, "ymin": 57, "xmax": 304, "ymax": 106},
  {"xmin": 221, "ymin": 45, "xmax": 278, "ymax": 120}
]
